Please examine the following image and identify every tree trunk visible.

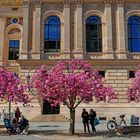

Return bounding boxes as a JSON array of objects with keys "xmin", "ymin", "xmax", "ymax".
[
  {"xmin": 9, "ymin": 101, "xmax": 11, "ymax": 120},
  {"xmin": 69, "ymin": 108, "xmax": 75, "ymax": 135}
]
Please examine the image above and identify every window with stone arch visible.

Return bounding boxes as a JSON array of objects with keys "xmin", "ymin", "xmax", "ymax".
[
  {"xmin": 8, "ymin": 28, "xmax": 21, "ymax": 60},
  {"xmin": 44, "ymin": 16, "xmax": 61, "ymax": 52},
  {"xmin": 86, "ymin": 16, "xmax": 102, "ymax": 52},
  {"xmin": 128, "ymin": 16, "xmax": 140, "ymax": 52}
]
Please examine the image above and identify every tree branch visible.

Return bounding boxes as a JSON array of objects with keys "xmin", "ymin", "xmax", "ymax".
[{"xmin": 74, "ymin": 98, "xmax": 83, "ymax": 109}]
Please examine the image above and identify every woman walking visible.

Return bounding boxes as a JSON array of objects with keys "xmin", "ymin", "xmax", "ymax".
[{"xmin": 89, "ymin": 109, "xmax": 97, "ymax": 134}]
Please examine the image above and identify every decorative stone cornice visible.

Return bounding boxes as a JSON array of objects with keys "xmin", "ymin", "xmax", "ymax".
[
  {"xmin": 34, "ymin": 0, "xmax": 42, "ymax": 8},
  {"xmin": 75, "ymin": 0, "xmax": 83, "ymax": 8},
  {"xmin": 0, "ymin": 0, "xmax": 23, "ymax": 6},
  {"xmin": 63, "ymin": 0, "xmax": 70, "ymax": 8}
]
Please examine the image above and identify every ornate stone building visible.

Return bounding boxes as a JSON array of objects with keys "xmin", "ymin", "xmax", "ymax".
[{"xmin": 0, "ymin": 0, "xmax": 140, "ymax": 120}]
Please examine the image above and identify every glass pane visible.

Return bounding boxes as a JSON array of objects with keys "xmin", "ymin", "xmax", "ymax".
[
  {"xmin": 9, "ymin": 40, "xmax": 15, "ymax": 48},
  {"xmin": 131, "ymin": 39, "xmax": 140, "ymax": 52},
  {"xmin": 15, "ymin": 40, "xmax": 20, "ymax": 47},
  {"xmin": 131, "ymin": 25, "xmax": 140, "ymax": 38}
]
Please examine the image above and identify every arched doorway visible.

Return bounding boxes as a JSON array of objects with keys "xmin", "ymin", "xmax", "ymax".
[{"xmin": 42, "ymin": 100, "xmax": 60, "ymax": 114}]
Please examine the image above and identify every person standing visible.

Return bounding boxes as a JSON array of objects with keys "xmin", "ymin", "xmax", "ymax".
[
  {"xmin": 89, "ymin": 109, "xmax": 97, "ymax": 134},
  {"xmin": 81, "ymin": 108, "xmax": 90, "ymax": 133},
  {"xmin": 15, "ymin": 108, "xmax": 21, "ymax": 122}
]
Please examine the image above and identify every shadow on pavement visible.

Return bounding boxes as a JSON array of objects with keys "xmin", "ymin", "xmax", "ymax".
[
  {"xmin": 29, "ymin": 130, "xmax": 140, "ymax": 138},
  {"xmin": 38, "ymin": 125, "xmax": 60, "ymax": 127}
]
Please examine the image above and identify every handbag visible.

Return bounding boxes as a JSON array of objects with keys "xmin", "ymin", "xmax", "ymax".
[{"xmin": 94, "ymin": 117, "xmax": 100, "ymax": 126}]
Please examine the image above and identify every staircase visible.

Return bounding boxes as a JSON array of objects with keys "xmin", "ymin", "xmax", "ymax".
[{"xmin": 30, "ymin": 114, "xmax": 69, "ymax": 122}]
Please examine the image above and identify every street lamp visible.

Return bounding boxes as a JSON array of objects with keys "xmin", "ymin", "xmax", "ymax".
[
  {"xmin": 26, "ymin": 73, "xmax": 36, "ymax": 102},
  {"xmin": 26, "ymin": 74, "xmax": 31, "ymax": 84}
]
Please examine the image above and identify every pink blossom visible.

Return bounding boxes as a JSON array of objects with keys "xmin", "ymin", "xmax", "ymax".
[
  {"xmin": 31, "ymin": 59, "xmax": 117, "ymax": 108},
  {"xmin": 0, "ymin": 67, "xmax": 30, "ymax": 104}
]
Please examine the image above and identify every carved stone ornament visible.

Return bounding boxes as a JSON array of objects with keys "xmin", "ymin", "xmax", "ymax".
[
  {"xmin": 23, "ymin": 0, "xmax": 30, "ymax": 7},
  {"xmin": 34, "ymin": 0, "xmax": 42, "ymax": 8},
  {"xmin": 0, "ymin": 0, "xmax": 23, "ymax": 6},
  {"xmin": 63, "ymin": 0, "xmax": 70, "ymax": 8},
  {"xmin": 104, "ymin": 0, "xmax": 112, "ymax": 6},
  {"xmin": 117, "ymin": 0, "xmax": 125, "ymax": 6},
  {"xmin": 75, "ymin": 0, "xmax": 83, "ymax": 7}
]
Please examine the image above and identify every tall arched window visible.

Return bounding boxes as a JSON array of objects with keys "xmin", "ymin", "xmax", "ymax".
[
  {"xmin": 8, "ymin": 28, "xmax": 21, "ymax": 60},
  {"xmin": 128, "ymin": 16, "xmax": 140, "ymax": 52},
  {"xmin": 44, "ymin": 16, "xmax": 61, "ymax": 52},
  {"xmin": 86, "ymin": 16, "xmax": 102, "ymax": 52}
]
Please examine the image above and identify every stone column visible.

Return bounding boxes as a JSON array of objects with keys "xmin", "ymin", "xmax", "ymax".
[
  {"xmin": 116, "ymin": 0, "xmax": 127, "ymax": 59},
  {"xmin": 20, "ymin": 0, "xmax": 30, "ymax": 60},
  {"xmin": 73, "ymin": 0, "xmax": 83, "ymax": 58},
  {"xmin": 63, "ymin": 0, "xmax": 70, "ymax": 59},
  {"xmin": 31, "ymin": 0, "xmax": 42, "ymax": 59},
  {"xmin": 0, "ymin": 18, "xmax": 5, "ymax": 64},
  {"xmin": 104, "ymin": 0, "xmax": 114, "ymax": 59}
]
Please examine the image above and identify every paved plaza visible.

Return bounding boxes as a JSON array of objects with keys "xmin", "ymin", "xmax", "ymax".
[{"xmin": 0, "ymin": 121, "xmax": 140, "ymax": 140}]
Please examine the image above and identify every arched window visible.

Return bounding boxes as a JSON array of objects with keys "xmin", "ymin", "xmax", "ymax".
[
  {"xmin": 128, "ymin": 16, "xmax": 140, "ymax": 52},
  {"xmin": 86, "ymin": 16, "xmax": 102, "ymax": 52},
  {"xmin": 8, "ymin": 28, "xmax": 21, "ymax": 60},
  {"xmin": 44, "ymin": 16, "xmax": 61, "ymax": 52}
]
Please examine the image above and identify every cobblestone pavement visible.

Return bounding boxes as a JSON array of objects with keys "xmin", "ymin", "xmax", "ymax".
[{"xmin": 0, "ymin": 122, "xmax": 140, "ymax": 140}]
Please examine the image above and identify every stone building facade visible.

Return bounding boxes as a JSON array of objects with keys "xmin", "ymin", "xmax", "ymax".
[{"xmin": 0, "ymin": 0, "xmax": 140, "ymax": 120}]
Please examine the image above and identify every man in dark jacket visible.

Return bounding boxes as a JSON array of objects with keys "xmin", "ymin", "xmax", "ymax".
[{"xmin": 81, "ymin": 108, "xmax": 90, "ymax": 133}]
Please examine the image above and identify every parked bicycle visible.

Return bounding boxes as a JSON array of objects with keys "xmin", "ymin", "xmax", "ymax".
[{"xmin": 107, "ymin": 114, "xmax": 127, "ymax": 131}]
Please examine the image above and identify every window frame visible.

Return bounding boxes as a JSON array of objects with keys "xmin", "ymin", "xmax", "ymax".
[
  {"xmin": 86, "ymin": 16, "xmax": 102, "ymax": 53},
  {"xmin": 8, "ymin": 39, "xmax": 20, "ymax": 60},
  {"xmin": 128, "ymin": 16, "xmax": 140, "ymax": 52},
  {"xmin": 44, "ymin": 16, "xmax": 61, "ymax": 53}
]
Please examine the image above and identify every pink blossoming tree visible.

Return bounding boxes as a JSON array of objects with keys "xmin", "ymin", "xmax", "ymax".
[
  {"xmin": 128, "ymin": 66, "xmax": 140, "ymax": 102},
  {"xmin": 31, "ymin": 59, "xmax": 117, "ymax": 134},
  {"xmin": 0, "ymin": 67, "xmax": 30, "ymax": 118}
]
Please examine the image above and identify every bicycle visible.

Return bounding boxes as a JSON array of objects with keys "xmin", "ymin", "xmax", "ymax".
[{"xmin": 107, "ymin": 114, "xmax": 127, "ymax": 131}]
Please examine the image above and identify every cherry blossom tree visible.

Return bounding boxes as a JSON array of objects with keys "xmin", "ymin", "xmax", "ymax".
[
  {"xmin": 0, "ymin": 67, "xmax": 30, "ymax": 118},
  {"xmin": 31, "ymin": 59, "xmax": 117, "ymax": 134},
  {"xmin": 128, "ymin": 66, "xmax": 140, "ymax": 102}
]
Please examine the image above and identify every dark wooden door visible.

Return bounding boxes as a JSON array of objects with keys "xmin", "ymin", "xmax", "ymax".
[{"xmin": 43, "ymin": 100, "xmax": 60, "ymax": 114}]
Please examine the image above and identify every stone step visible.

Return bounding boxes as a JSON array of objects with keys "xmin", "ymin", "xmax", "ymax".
[{"xmin": 30, "ymin": 114, "xmax": 69, "ymax": 122}]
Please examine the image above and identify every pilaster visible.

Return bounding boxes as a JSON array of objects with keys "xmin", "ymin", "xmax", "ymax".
[
  {"xmin": 73, "ymin": 0, "xmax": 84, "ymax": 59},
  {"xmin": 116, "ymin": 0, "xmax": 127, "ymax": 59},
  {"xmin": 104, "ymin": 0, "xmax": 114, "ymax": 59},
  {"xmin": 20, "ymin": 0, "xmax": 30, "ymax": 60},
  {"xmin": 62, "ymin": 0, "xmax": 70, "ymax": 59},
  {"xmin": 31, "ymin": 0, "xmax": 42, "ymax": 60},
  {"xmin": 0, "ymin": 18, "xmax": 6, "ymax": 64}
]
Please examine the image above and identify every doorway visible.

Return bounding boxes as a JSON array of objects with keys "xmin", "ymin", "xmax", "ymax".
[{"xmin": 42, "ymin": 100, "xmax": 60, "ymax": 114}]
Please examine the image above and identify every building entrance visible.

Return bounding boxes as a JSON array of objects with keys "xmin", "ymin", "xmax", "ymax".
[{"xmin": 42, "ymin": 100, "xmax": 60, "ymax": 114}]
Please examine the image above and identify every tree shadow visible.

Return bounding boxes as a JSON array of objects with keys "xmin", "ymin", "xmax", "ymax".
[{"xmin": 38, "ymin": 125, "xmax": 60, "ymax": 127}]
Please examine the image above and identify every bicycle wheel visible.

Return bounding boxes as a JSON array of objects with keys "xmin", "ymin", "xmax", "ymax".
[{"xmin": 107, "ymin": 121, "xmax": 117, "ymax": 131}]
